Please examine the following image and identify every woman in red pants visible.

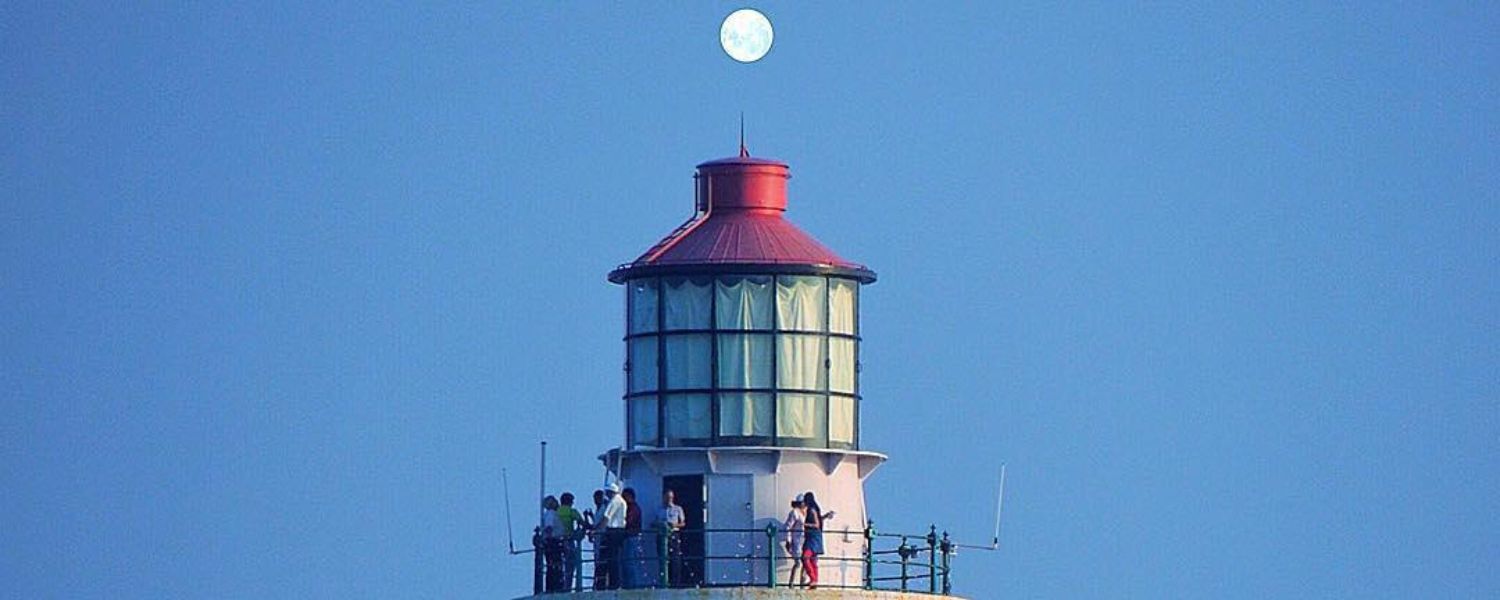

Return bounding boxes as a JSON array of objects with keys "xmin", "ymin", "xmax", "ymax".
[{"xmin": 800, "ymin": 492, "xmax": 831, "ymax": 589}]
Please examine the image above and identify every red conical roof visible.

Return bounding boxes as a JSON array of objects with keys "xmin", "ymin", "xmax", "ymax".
[{"xmin": 609, "ymin": 154, "xmax": 874, "ymax": 283}]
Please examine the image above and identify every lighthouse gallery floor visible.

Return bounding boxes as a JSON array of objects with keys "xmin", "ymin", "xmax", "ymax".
[{"xmin": 513, "ymin": 590, "xmax": 968, "ymax": 600}]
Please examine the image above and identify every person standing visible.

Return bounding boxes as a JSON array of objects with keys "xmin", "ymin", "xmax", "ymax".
[
  {"xmin": 540, "ymin": 496, "xmax": 565, "ymax": 592},
  {"xmin": 620, "ymin": 487, "xmax": 644, "ymax": 588},
  {"xmin": 783, "ymin": 496, "xmax": 807, "ymax": 587},
  {"xmin": 800, "ymin": 492, "xmax": 834, "ymax": 590},
  {"xmin": 590, "ymin": 489, "xmax": 607, "ymax": 520},
  {"xmin": 588, "ymin": 489, "xmax": 607, "ymax": 590},
  {"xmin": 658, "ymin": 490, "xmax": 686, "ymax": 587},
  {"xmin": 556, "ymin": 492, "xmax": 583, "ymax": 591},
  {"xmin": 599, "ymin": 483, "xmax": 628, "ymax": 590}
]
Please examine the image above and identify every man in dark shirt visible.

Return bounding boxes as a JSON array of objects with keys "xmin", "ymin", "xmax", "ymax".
[{"xmin": 621, "ymin": 487, "xmax": 643, "ymax": 588}]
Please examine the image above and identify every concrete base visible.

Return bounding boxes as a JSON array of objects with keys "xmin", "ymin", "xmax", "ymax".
[{"xmin": 513, "ymin": 590, "xmax": 966, "ymax": 600}]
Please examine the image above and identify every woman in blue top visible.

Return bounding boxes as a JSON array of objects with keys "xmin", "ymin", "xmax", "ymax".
[{"xmin": 800, "ymin": 492, "xmax": 834, "ymax": 589}]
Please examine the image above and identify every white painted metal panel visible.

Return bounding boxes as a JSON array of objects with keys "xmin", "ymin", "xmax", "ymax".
[{"xmin": 705, "ymin": 474, "xmax": 755, "ymax": 585}]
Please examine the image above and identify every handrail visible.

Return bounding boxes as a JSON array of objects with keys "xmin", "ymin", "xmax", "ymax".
[{"xmin": 524, "ymin": 521, "xmax": 957, "ymax": 596}]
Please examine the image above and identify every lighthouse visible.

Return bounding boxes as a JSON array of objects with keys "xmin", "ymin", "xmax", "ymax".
[{"xmin": 516, "ymin": 145, "xmax": 971, "ymax": 599}]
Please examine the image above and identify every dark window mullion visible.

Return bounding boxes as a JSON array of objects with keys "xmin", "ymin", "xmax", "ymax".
[
  {"xmin": 709, "ymin": 277, "xmax": 719, "ymax": 445},
  {"xmin": 656, "ymin": 278, "xmax": 666, "ymax": 447},
  {"xmin": 854, "ymin": 395, "xmax": 861, "ymax": 449},
  {"xmin": 771, "ymin": 275, "xmax": 780, "ymax": 447},
  {"xmin": 623, "ymin": 284, "xmax": 631, "ymax": 447},
  {"xmin": 848, "ymin": 278, "xmax": 862, "ymax": 449},
  {"xmin": 825, "ymin": 276, "xmax": 832, "ymax": 448}
]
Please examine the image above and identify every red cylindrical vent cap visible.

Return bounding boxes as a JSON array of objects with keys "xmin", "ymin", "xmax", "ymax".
[{"xmin": 696, "ymin": 156, "xmax": 790, "ymax": 212}]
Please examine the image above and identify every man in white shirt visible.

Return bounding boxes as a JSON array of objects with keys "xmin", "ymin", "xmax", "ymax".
[
  {"xmin": 602, "ymin": 484, "xmax": 628, "ymax": 528},
  {"xmin": 659, "ymin": 490, "xmax": 686, "ymax": 587},
  {"xmin": 598, "ymin": 482, "xmax": 628, "ymax": 589}
]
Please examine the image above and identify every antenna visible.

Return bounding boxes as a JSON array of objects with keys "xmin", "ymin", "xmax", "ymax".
[
  {"xmin": 613, "ymin": 446, "xmax": 625, "ymax": 484},
  {"xmin": 952, "ymin": 463, "xmax": 1008, "ymax": 552},
  {"xmin": 502, "ymin": 467, "xmax": 518, "ymax": 554},
  {"xmin": 992, "ymin": 464, "xmax": 1007, "ymax": 548},
  {"xmin": 738, "ymin": 112, "xmax": 749, "ymax": 157}
]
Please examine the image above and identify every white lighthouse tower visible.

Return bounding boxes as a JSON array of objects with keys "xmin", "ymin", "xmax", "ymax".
[{"xmin": 515, "ymin": 147, "xmax": 971, "ymax": 599}]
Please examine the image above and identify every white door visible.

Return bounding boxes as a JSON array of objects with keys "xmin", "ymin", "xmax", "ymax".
[{"xmin": 704, "ymin": 474, "xmax": 755, "ymax": 585}]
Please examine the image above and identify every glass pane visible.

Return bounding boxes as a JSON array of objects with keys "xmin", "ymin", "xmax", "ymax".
[
  {"xmin": 628, "ymin": 278, "xmax": 659, "ymax": 334},
  {"xmin": 663, "ymin": 277, "xmax": 712, "ymax": 330},
  {"xmin": 664, "ymin": 334, "xmax": 711, "ymax": 389},
  {"xmin": 777, "ymin": 393, "xmax": 827, "ymax": 440},
  {"xmin": 629, "ymin": 337, "xmax": 658, "ymax": 392},
  {"xmin": 776, "ymin": 334, "xmax": 826, "ymax": 391},
  {"xmin": 829, "ymin": 278, "xmax": 857, "ymax": 335},
  {"xmin": 717, "ymin": 333, "xmax": 772, "ymax": 389},
  {"xmin": 776, "ymin": 276, "xmax": 827, "ymax": 331},
  {"xmin": 664, "ymin": 393, "xmax": 711, "ymax": 443},
  {"xmin": 829, "ymin": 396, "xmax": 856, "ymax": 444},
  {"xmin": 830, "ymin": 338, "xmax": 856, "ymax": 394},
  {"xmin": 718, "ymin": 392, "xmax": 772, "ymax": 437},
  {"xmin": 630, "ymin": 396, "xmax": 659, "ymax": 447},
  {"xmin": 716, "ymin": 276, "xmax": 773, "ymax": 329}
]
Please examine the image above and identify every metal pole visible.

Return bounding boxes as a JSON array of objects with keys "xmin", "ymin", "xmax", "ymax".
[
  {"xmin": 575, "ymin": 538, "xmax": 585, "ymax": 592},
  {"xmin": 863, "ymin": 520, "xmax": 875, "ymax": 590},
  {"xmin": 535, "ymin": 443, "xmax": 548, "ymax": 593},
  {"xmin": 539, "ymin": 441, "xmax": 548, "ymax": 531},
  {"xmin": 941, "ymin": 531, "xmax": 953, "ymax": 595},
  {"xmin": 614, "ymin": 447, "xmax": 624, "ymax": 483},
  {"xmin": 502, "ymin": 468, "xmax": 517, "ymax": 555},
  {"xmin": 532, "ymin": 527, "xmax": 543, "ymax": 594},
  {"xmin": 992, "ymin": 464, "xmax": 1007, "ymax": 549},
  {"xmin": 928, "ymin": 525, "xmax": 938, "ymax": 594},
  {"xmin": 660, "ymin": 523, "xmax": 671, "ymax": 588},
  {"xmin": 899, "ymin": 536, "xmax": 909, "ymax": 592}
]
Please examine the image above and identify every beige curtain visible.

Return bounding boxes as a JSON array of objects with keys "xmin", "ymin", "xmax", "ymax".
[
  {"xmin": 716, "ymin": 276, "xmax": 773, "ymax": 329},
  {"xmin": 776, "ymin": 276, "xmax": 826, "ymax": 331}
]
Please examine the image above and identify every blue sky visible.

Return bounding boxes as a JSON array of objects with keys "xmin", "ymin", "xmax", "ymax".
[{"xmin": 2, "ymin": 2, "xmax": 1495, "ymax": 598}]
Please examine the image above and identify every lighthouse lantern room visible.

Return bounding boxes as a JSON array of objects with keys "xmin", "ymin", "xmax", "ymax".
[{"xmin": 603, "ymin": 149, "xmax": 886, "ymax": 588}]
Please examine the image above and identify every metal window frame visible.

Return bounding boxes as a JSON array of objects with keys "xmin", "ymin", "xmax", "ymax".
[{"xmin": 623, "ymin": 273, "xmax": 864, "ymax": 451}]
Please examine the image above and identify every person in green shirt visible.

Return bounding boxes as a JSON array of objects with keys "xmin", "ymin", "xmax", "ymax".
[{"xmin": 556, "ymin": 492, "xmax": 583, "ymax": 591}]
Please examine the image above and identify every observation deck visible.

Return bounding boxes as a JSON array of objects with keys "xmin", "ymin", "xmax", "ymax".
[
  {"xmin": 514, "ymin": 590, "xmax": 968, "ymax": 600},
  {"xmin": 515, "ymin": 522, "xmax": 967, "ymax": 598}
]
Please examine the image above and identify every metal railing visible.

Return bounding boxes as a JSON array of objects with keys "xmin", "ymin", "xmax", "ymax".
[{"xmin": 527, "ymin": 521, "xmax": 956, "ymax": 596}]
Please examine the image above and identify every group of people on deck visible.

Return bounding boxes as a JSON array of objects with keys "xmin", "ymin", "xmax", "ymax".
[
  {"xmin": 537, "ymin": 484, "xmax": 833, "ymax": 592},
  {"xmin": 537, "ymin": 483, "xmax": 686, "ymax": 593}
]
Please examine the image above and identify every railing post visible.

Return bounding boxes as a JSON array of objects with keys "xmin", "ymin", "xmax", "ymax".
[
  {"xmin": 765, "ymin": 523, "xmax": 779, "ymax": 588},
  {"xmin": 899, "ymin": 535, "xmax": 910, "ymax": 592},
  {"xmin": 659, "ymin": 523, "xmax": 670, "ymax": 589},
  {"xmin": 575, "ymin": 536, "xmax": 585, "ymax": 592},
  {"xmin": 531, "ymin": 527, "xmax": 543, "ymax": 595},
  {"xmin": 864, "ymin": 520, "xmax": 875, "ymax": 590},
  {"xmin": 940, "ymin": 531, "xmax": 953, "ymax": 595},
  {"xmin": 928, "ymin": 525, "xmax": 938, "ymax": 594}
]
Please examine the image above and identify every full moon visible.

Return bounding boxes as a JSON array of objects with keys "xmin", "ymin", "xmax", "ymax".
[{"xmin": 720, "ymin": 9, "xmax": 773, "ymax": 63}]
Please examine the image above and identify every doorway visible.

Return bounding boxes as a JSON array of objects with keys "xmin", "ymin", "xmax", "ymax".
[{"xmin": 662, "ymin": 475, "xmax": 704, "ymax": 587}]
